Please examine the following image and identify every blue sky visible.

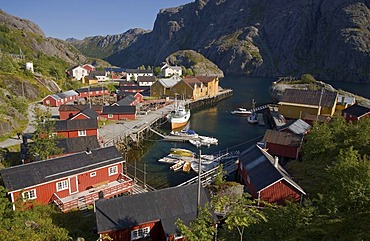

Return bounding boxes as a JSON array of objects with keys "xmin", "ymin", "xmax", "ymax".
[{"xmin": 1, "ymin": 0, "xmax": 192, "ymax": 40}]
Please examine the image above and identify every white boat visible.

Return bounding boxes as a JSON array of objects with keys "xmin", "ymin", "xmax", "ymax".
[
  {"xmin": 166, "ymin": 97, "xmax": 190, "ymax": 130},
  {"xmin": 158, "ymin": 156, "xmax": 180, "ymax": 164},
  {"xmin": 231, "ymin": 107, "xmax": 251, "ymax": 116},
  {"xmin": 189, "ymin": 139, "xmax": 211, "ymax": 148},
  {"xmin": 199, "ymin": 136, "xmax": 218, "ymax": 145},
  {"xmin": 191, "ymin": 161, "xmax": 219, "ymax": 173},
  {"xmin": 170, "ymin": 129, "xmax": 198, "ymax": 138}
]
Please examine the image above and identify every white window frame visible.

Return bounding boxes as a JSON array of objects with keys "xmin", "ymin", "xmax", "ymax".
[
  {"xmin": 108, "ymin": 165, "xmax": 118, "ymax": 176},
  {"xmin": 78, "ymin": 130, "xmax": 86, "ymax": 136},
  {"xmin": 90, "ymin": 172, "xmax": 97, "ymax": 177},
  {"xmin": 56, "ymin": 180, "xmax": 69, "ymax": 192},
  {"xmin": 108, "ymin": 114, "xmax": 113, "ymax": 118},
  {"xmin": 22, "ymin": 189, "xmax": 37, "ymax": 200},
  {"xmin": 131, "ymin": 227, "xmax": 150, "ymax": 240}
]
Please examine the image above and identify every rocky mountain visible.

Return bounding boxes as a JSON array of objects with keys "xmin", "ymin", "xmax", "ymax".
[
  {"xmin": 105, "ymin": 0, "xmax": 370, "ymax": 82},
  {"xmin": 67, "ymin": 28, "xmax": 150, "ymax": 59},
  {"xmin": 166, "ymin": 50, "xmax": 224, "ymax": 77},
  {"xmin": 0, "ymin": 9, "xmax": 86, "ymax": 65}
]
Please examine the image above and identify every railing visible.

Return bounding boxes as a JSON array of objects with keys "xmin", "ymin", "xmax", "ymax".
[{"xmin": 52, "ymin": 174, "xmax": 133, "ymax": 212}]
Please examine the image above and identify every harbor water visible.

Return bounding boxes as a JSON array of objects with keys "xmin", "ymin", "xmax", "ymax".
[{"xmin": 136, "ymin": 76, "xmax": 276, "ymax": 189}]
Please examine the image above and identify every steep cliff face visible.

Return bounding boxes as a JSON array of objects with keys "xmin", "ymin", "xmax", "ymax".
[
  {"xmin": 68, "ymin": 28, "xmax": 150, "ymax": 58},
  {"xmin": 106, "ymin": 0, "xmax": 370, "ymax": 82}
]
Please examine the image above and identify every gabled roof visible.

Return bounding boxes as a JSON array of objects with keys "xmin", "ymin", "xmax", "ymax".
[
  {"xmin": 263, "ymin": 129, "xmax": 303, "ymax": 147},
  {"xmin": 56, "ymin": 136, "xmax": 100, "ymax": 154},
  {"xmin": 126, "ymin": 69, "xmax": 153, "ymax": 74},
  {"xmin": 137, "ymin": 76, "xmax": 156, "ymax": 83},
  {"xmin": 105, "ymin": 67, "xmax": 126, "ymax": 72},
  {"xmin": 0, "ymin": 146, "xmax": 123, "ymax": 191},
  {"xmin": 195, "ymin": 76, "xmax": 217, "ymax": 83},
  {"xmin": 75, "ymin": 87, "xmax": 108, "ymax": 93},
  {"xmin": 239, "ymin": 145, "xmax": 305, "ymax": 194},
  {"xmin": 342, "ymin": 104, "xmax": 370, "ymax": 118},
  {"xmin": 115, "ymin": 95, "xmax": 136, "ymax": 106},
  {"xmin": 89, "ymin": 71, "xmax": 106, "ymax": 77},
  {"xmin": 337, "ymin": 94, "xmax": 356, "ymax": 105},
  {"xmin": 102, "ymin": 106, "xmax": 136, "ymax": 114},
  {"xmin": 119, "ymin": 85, "xmax": 149, "ymax": 91},
  {"xmin": 280, "ymin": 89, "xmax": 338, "ymax": 107},
  {"xmin": 157, "ymin": 76, "xmax": 182, "ymax": 88},
  {"xmin": 278, "ymin": 119, "xmax": 311, "ymax": 135},
  {"xmin": 55, "ymin": 118, "xmax": 98, "ymax": 131},
  {"xmin": 183, "ymin": 77, "xmax": 202, "ymax": 89},
  {"xmin": 58, "ymin": 104, "xmax": 103, "ymax": 112},
  {"xmin": 70, "ymin": 108, "xmax": 99, "ymax": 120},
  {"xmin": 95, "ymin": 184, "xmax": 211, "ymax": 235}
]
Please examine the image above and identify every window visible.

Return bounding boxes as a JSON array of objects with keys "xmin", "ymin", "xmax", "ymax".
[
  {"xmin": 56, "ymin": 180, "xmax": 69, "ymax": 192},
  {"xmin": 108, "ymin": 114, "xmax": 113, "ymax": 118},
  {"xmin": 78, "ymin": 130, "xmax": 86, "ymax": 136},
  {"xmin": 108, "ymin": 165, "xmax": 118, "ymax": 176},
  {"xmin": 22, "ymin": 189, "xmax": 37, "ymax": 200},
  {"xmin": 131, "ymin": 227, "xmax": 150, "ymax": 240},
  {"xmin": 90, "ymin": 172, "xmax": 96, "ymax": 177}
]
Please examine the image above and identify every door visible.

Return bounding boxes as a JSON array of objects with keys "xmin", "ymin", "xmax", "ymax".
[{"xmin": 69, "ymin": 176, "xmax": 78, "ymax": 194}]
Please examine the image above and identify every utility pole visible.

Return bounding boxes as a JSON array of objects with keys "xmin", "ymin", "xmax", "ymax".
[
  {"xmin": 316, "ymin": 89, "xmax": 324, "ymax": 122},
  {"xmin": 197, "ymin": 147, "xmax": 202, "ymax": 217}
]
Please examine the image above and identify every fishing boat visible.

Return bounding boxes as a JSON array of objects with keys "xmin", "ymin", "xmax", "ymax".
[
  {"xmin": 199, "ymin": 136, "xmax": 218, "ymax": 145},
  {"xmin": 170, "ymin": 160, "xmax": 185, "ymax": 172},
  {"xmin": 170, "ymin": 148, "xmax": 195, "ymax": 157},
  {"xmin": 247, "ymin": 99, "xmax": 258, "ymax": 124},
  {"xmin": 231, "ymin": 107, "xmax": 251, "ymax": 116},
  {"xmin": 166, "ymin": 96, "xmax": 191, "ymax": 130}
]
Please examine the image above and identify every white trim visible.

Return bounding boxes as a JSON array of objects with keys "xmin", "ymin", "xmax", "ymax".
[
  {"xmin": 9, "ymin": 159, "xmax": 124, "ymax": 193},
  {"xmin": 69, "ymin": 176, "xmax": 79, "ymax": 194},
  {"xmin": 90, "ymin": 172, "xmax": 97, "ymax": 177},
  {"xmin": 78, "ymin": 130, "xmax": 87, "ymax": 137},
  {"xmin": 131, "ymin": 227, "xmax": 150, "ymax": 240},
  {"xmin": 71, "ymin": 113, "xmax": 90, "ymax": 120},
  {"xmin": 259, "ymin": 177, "xmax": 306, "ymax": 195},
  {"xmin": 22, "ymin": 189, "xmax": 37, "ymax": 200},
  {"xmin": 108, "ymin": 165, "xmax": 118, "ymax": 176},
  {"xmin": 56, "ymin": 180, "xmax": 69, "ymax": 192},
  {"xmin": 278, "ymin": 102, "xmax": 320, "ymax": 109}
]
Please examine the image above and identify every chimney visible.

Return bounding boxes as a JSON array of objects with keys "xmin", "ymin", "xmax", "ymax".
[
  {"xmin": 86, "ymin": 147, "xmax": 92, "ymax": 154},
  {"xmin": 274, "ymin": 156, "xmax": 279, "ymax": 168}
]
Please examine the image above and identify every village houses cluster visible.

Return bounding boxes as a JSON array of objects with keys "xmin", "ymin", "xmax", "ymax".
[{"xmin": 1, "ymin": 62, "xmax": 370, "ymax": 241}]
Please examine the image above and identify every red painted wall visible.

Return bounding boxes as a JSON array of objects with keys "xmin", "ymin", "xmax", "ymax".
[
  {"xmin": 260, "ymin": 180, "xmax": 302, "ymax": 205},
  {"xmin": 101, "ymin": 221, "xmax": 165, "ymax": 241},
  {"xmin": 57, "ymin": 129, "xmax": 98, "ymax": 138},
  {"xmin": 343, "ymin": 112, "xmax": 370, "ymax": 122},
  {"xmin": 78, "ymin": 90, "xmax": 109, "ymax": 98},
  {"xmin": 100, "ymin": 114, "xmax": 136, "ymax": 121},
  {"xmin": 266, "ymin": 143, "xmax": 300, "ymax": 159},
  {"xmin": 60, "ymin": 111, "xmax": 79, "ymax": 120},
  {"xmin": 11, "ymin": 163, "xmax": 123, "ymax": 206},
  {"xmin": 43, "ymin": 96, "xmax": 58, "ymax": 107}
]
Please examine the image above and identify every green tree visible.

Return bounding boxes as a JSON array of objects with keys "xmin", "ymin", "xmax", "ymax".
[
  {"xmin": 29, "ymin": 107, "xmax": 63, "ymax": 160},
  {"xmin": 216, "ymin": 194, "xmax": 266, "ymax": 241},
  {"xmin": 300, "ymin": 74, "xmax": 316, "ymax": 83},
  {"xmin": 175, "ymin": 205, "xmax": 217, "ymax": 241},
  {"xmin": 153, "ymin": 66, "xmax": 161, "ymax": 76}
]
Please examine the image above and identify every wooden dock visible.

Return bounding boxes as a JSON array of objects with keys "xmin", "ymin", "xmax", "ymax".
[{"xmin": 257, "ymin": 113, "xmax": 265, "ymax": 126}]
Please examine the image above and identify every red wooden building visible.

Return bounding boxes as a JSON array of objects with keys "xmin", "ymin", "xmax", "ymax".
[
  {"xmin": 278, "ymin": 119, "xmax": 311, "ymax": 135},
  {"xmin": 95, "ymin": 184, "xmax": 212, "ymax": 241},
  {"xmin": 42, "ymin": 90, "xmax": 79, "ymax": 107},
  {"xmin": 100, "ymin": 106, "xmax": 136, "ymax": 120},
  {"xmin": 113, "ymin": 95, "xmax": 138, "ymax": 107},
  {"xmin": 341, "ymin": 104, "xmax": 370, "ymax": 122},
  {"xmin": 59, "ymin": 105, "xmax": 103, "ymax": 120},
  {"xmin": 117, "ymin": 92, "xmax": 143, "ymax": 103},
  {"xmin": 238, "ymin": 145, "xmax": 305, "ymax": 205},
  {"xmin": 55, "ymin": 118, "xmax": 98, "ymax": 138},
  {"xmin": 76, "ymin": 86, "xmax": 109, "ymax": 98},
  {"xmin": 0, "ymin": 146, "xmax": 133, "ymax": 212},
  {"xmin": 262, "ymin": 129, "xmax": 303, "ymax": 159}
]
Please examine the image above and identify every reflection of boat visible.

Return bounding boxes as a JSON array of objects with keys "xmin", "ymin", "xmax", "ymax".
[
  {"xmin": 231, "ymin": 107, "xmax": 251, "ymax": 116},
  {"xmin": 170, "ymin": 129, "xmax": 198, "ymax": 138},
  {"xmin": 166, "ymin": 96, "xmax": 190, "ymax": 130},
  {"xmin": 170, "ymin": 148, "xmax": 195, "ymax": 157},
  {"xmin": 170, "ymin": 160, "xmax": 185, "ymax": 171},
  {"xmin": 247, "ymin": 99, "xmax": 258, "ymax": 124}
]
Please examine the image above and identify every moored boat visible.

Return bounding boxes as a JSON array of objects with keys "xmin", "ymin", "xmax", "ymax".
[
  {"xmin": 170, "ymin": 129, "xmax": 198, "ymax": 138},
  {"xmin": 247, "ymin": 99, "xmax": 258, "ymax": 124},
  {"xmin": 166, "ymin": 97, "xmax": 190, "ymax": 130},
  {"xmin": 231, "ymin": 107, "xmax": 251, "ymax": 116},
  {"xmin": 170, "ymin": 148, "xmax": 195, "ymax": 157},
  {"xmin": 170, "ymin": 160, "xmax": 185, "ymax": 171},
  {"xmin": 182, "ymin": 161, "xmax": 191, "ymax": 173}
]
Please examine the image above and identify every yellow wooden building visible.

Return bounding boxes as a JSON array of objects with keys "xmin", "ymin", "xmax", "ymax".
[
  {"xmin": 195, "ymin": 76, "xmax": 219, "ymax": 97},
  {"xmin": 278, "ymin": 89, "xmax": 338, "ymax": 119},
  {"xmin": 150, "ymin": 76, "xmax": 182, "ymax": 98}
]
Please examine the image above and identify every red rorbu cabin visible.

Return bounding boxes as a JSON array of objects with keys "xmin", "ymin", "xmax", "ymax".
[
  {"xmin": 0, "ymin": 146, "xmax": 133, "ymax": 212},
  {"xmin": 54, "ymin": 118, "xmax": 98, "ymax": 138}
]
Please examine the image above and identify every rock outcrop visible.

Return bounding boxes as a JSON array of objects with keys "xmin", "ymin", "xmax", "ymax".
[
  {"xmin": 165, "ymin": 50, "xmax": 224, "ymax": 77},
  {"xmin": 105, "ymin": 0, "xmax": 370, "ymax": 82}
]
